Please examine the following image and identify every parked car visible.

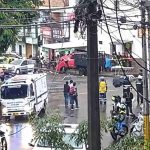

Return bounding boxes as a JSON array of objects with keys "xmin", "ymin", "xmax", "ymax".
[
  {"xmin": 29, "ymin": 124, "xmax": 86, "ymax": 150},
  {"xmin": 7, "ymin": 59, "xmax": 36, "ymax": 74}
]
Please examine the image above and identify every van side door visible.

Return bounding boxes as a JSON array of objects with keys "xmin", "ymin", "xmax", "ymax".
[{"xmin": 20, "ymin": 60, "xmax": 28, "ymax": 73}]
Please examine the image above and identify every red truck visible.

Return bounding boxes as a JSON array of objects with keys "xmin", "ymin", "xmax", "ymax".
[
  {"xmin": 56, "ymin": 51, "xmax": 105, "ymax": 75},
  {"xmin": 55, "ymin": 53, "xmax": 76, "ymax": 73}
]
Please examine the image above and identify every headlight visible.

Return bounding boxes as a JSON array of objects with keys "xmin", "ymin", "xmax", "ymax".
[
  {"xmin": 2, "ymin": 107, "xmax": 8, "ymax": 114},
  {"xmin": 24, "ymin": 105, "xmax": 30, "ymax": 112}
]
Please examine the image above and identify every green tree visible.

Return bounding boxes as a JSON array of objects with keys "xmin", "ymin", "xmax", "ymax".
[
  {"xmin": 30, "ymin": 114, "xmax": 73, "ymax": 150},
  {"xmin": 0, "ymin": 0, "xmax": 43, "ymax": 53}
]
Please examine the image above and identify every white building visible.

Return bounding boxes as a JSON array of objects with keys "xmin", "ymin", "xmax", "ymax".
[{"xmin": 13, "ymin": 0, "xmax": 143, "ymax": 69}]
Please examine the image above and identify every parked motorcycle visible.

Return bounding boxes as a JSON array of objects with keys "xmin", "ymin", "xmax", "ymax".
[
  {"xmin": 110, "ymin": 96, "xmax": 126, "ymax": 120},
  {"xmin": 130, "ymin": 113, "xmax": 143, "ymax": 137},
  {"xmin": 110, "ymin": 113, "xmax": 128, "ymax": 141}
]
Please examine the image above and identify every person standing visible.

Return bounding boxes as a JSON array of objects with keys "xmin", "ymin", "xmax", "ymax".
[
  {"xmin": 63, "ymin": 81, "xmax": 70, "ymax": 108},
  {"xmin": 69, "ymin": 80, "xmax": 74, "ymax": 110},
  {"xmin": 69, "ymin": 80, "xmax": 73, "ymax": 88},
  {"xmin": 136, "ymin": 75, "xmax": 143, "ymax": 105},
  {"xmin": 123, "ymin": 87, "xmax": 134, "ymax": 116},
  {"xmin": 99, "ymin": 76, "xmax": 107, "ymax": 104},
  {"xmin": 73, "ymin": 82, "xmax": 79, "ymax": 109}
]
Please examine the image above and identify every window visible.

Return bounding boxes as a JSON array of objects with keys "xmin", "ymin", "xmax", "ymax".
[
  {"xmin": 21, "ymin": 60, "xmax": 27, "ymax": 66},
  {"xmin": 28, "ymin": 60, "xmax": 36, "ymax": 65},
  {"xmin": 1, "ymin": 85, "xmax": 28, "ymax": 99},
  {"xmin": 11, "ymin": 59, "xmax": 22, "ymax": 65}
]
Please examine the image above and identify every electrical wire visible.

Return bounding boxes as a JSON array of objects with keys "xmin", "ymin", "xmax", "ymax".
[
  {"xmin": 99, "ymin": 0, "xmax": 150, "ymax": 103},
  {"xmin": 114, "ymin": 0, "xmax": 150, "ymax": 74},
  {"xmin": 102, "ymin": 0, "xmax": 150, "ymax": 72}
]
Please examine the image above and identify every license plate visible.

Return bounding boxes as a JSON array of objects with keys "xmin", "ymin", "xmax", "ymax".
[{"xmin": 13, "ymin": 113, "xmax": 18, "ymax": 116}]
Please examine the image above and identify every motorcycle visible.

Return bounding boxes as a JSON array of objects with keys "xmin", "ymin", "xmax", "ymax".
[
  {"xmin": 110, "ymin": 113, "xmax": 128, "ymax": 141},
  {"xmin": 130, "ymin": 113, "xmax": 143, "ymax": 137},
  {"xmin": 110, "ymin": 96, "xmax": 126, "ymax": 120}
]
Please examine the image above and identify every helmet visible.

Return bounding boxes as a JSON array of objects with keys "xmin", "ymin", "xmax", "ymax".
[
  {"xmin": 99, "ymin": 76, "xmax": 105, "ymax": 81},
  {"xmin": 119, "ymin": 103, "xmax": 126, "ymax": 111},
  {"xmin": 138, "ymin": 75, "xmax": 143, "ymax": 80}
]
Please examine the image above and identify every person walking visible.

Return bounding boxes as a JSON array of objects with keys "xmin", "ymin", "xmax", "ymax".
[
  {"xmin": 123, "ymin": 87, "xmax": 134, "ymax": 117},
  {"xmin": 73, "ymin": 82, "xmax": 79, "ymax": 109},
  {"xmin": 136, "ymin": 75, "xmax": 143, "ymax": 105},
  {"xmin": 99, "ymin": 76, "xmax": 107, "ymax": 104},
  {"xmin": 63, "ymin": 81, "xmax": 70, "ymax": 108}
]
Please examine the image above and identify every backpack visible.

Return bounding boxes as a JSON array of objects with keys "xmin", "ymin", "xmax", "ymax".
[{"xmin": 69, "ymin": 86, "xmax": 75, "ymax": 95}]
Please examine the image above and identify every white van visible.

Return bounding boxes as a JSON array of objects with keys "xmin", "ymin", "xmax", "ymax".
[{"xmin": 0, "ymin": 73, "xmax": 48, "ymax": 118}]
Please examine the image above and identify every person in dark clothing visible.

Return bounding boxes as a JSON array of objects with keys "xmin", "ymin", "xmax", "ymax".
[
  {"xmin": 63, "ymin": 81, "xmax": 70, "ymax": 108},
  {"xmin": 136, "ymin": 75, "xmax": 143, "ymax": 105},
  {"xmin": 73, "ymin": 82, "xmax": 79, "ymax": 109},
  {"xmin": 123, "ymin": 87, "xmax": 134, "ymax": 116}
]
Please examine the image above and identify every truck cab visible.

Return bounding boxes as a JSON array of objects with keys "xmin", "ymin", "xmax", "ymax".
[
  {"xmin": 0, "ymin": 73, "xmax": 48, "ymax": 118},
  {"xmin": 55, "ymin": 54, "xmax": 76, "ymax": 73}
]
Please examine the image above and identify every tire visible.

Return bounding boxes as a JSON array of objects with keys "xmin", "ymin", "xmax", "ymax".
[
  {"xmin": 120, "ymin": 125, "xmax": 128, "ymax": 137},
  {"xmin": 110, "ymin": 129, "xmax": 117, "ymax": 141},
  {"xmin": 82, "ymin": 68, "xmax": 87, "ymax": 76},
  {"xmin": 41, "ymin": 102, "xmax": 47, "ymax": 114},
  {"xmin": 1, "ymin": 137, "xmax": 7, "ymax": 150},
  {"xmin": 130, "ymin": 126, "xmax": 135, "ymax": 135},
  {"xmin": 79, "ymin": 68, "xmax": 84, "ymax": 76},
  {"xmin": 60, "ymin": 67, "xmax": 66, "ymax": 73},
  {"xmin": 16, "ymin": 69, "xmax": 20, "ymax": 74}
]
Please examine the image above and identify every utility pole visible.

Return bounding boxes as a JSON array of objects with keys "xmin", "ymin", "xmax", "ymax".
[
  {"xmin": 147, "ymin": 5, "xmax": 150, "ymax": 94},
  {"xmin": 141, "ymin": 1, "xmax": 150, "ymax": 149},
  {"xmin": 87, "ymin": 0, "xmax": 100, "ymax": 150}
]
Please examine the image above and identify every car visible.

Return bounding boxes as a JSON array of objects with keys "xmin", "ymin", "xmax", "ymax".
[
  {"xmin": 29, "ymin": 124, "xmax": 86, "ymax": 150},
  {"xmin": 7, "ymin": 59, "xmax": 36, "ymax": 74}
]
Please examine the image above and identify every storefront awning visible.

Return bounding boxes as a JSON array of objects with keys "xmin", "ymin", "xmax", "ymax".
[{"xmin": 43, "ymin": 40, "xmax": 87, "ymax": 50}]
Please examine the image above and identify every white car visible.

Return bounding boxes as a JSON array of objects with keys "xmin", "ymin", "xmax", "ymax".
[
  {"xmin": 29, "ymin": 124, "xmax": 86, "ymax": 150},
  {"xmin": 7, "ymin": 59, "xmax": 36, "ymax": 74}
]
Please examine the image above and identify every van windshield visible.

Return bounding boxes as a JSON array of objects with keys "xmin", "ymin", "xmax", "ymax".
[
  {"xmin": 11, "ymin": 59, "xmax": 22, "ymax": 65},
  {"xmin": 1, "ymin": 85, "xmax": 28, "ymax": 99}
]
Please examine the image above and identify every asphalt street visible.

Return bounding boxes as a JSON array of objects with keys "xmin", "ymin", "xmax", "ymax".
[{"xmin": 3, "ymin": 73, "xmax": 139, "ymax": 150}]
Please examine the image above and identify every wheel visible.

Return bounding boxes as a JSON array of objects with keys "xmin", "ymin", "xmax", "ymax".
[
  {"xmin": 120, "ymin": 125, "xmax": 128, "ymax": 137},
  {"xmin": 83, "ymin": 68, "xmax": 87, "ymax": 76},
  {"xmin": 79, "ymin": 68, "xmax": 84, "ymax": 76},
  {"xmin": 41, "ymin": 102, "xmax": 47, "ymax": 114},
  {"xmin": 1, "ymin": 137, "xmax": 7, "ymax": 150},
  {"xmin": 110, "ymin": 129, "xmax": 117, "ymax": 141},
  {"xmin": 130, "ymin": 126, "xmax": 135, "ymax": 135},
  {"xmin": 16, "ymin": 69, "xmax": 20, "ymax": 74},
  {"xmin": 60, "ymin": 67, "xmax": 66, "ymax": 73}
]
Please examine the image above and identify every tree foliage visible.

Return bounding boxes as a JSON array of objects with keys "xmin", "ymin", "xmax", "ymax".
[
  {"xmin": 29, "ymin": 114, "xmax": 145, "ymax": 150},
  {"xmin": 105, "ymin": 136, "xmax": 144, "ymax": 150},
  {"xmin": 0, "ymin": 0, "xmax": 43, "ymax": 53},
  {"xmin": 30, "ymin": 114, "xmax": 74, "ymax": 150}
]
